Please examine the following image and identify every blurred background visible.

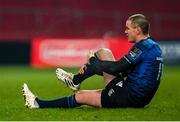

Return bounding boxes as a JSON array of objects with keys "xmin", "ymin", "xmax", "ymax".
[
  {"xmin": 0, "ymin": 1, "xmax": 180, "ymax": 120},
  {"xmin": 0, "ymin": 0, "xmax": 180, "ymax": 67}
]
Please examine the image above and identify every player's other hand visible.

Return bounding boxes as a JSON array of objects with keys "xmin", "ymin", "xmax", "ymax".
[
  {"xmin": 79, "ymin": 50, "xmax": 95, "ymax": 74},
  {"xmin": 79, "ymin": 65, "xmax": 85, "ymax": 74}
]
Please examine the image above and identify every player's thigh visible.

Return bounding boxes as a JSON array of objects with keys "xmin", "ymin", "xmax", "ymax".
[
  {"xmin": 75, "ymin": 90, "xmax": 102, "ymax": 107},
  {"xmin": 101, "ymin": 77, "xmax": 131, "ymax": 108}
]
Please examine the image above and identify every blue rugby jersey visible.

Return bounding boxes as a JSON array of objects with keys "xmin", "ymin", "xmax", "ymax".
[{"xmin": 125, "ymin": 37, "xmax": 163, "ymax": 102}]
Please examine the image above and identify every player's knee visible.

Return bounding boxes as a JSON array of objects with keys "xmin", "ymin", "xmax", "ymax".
[
  {"xmin": 97, "ymin": 48, "xmax": 112, "ymax": 54},
  {"xmin": 96, "ymin": 48, "xmax": 114, "ymax": 61},
  {"xmin": 75, "ymin": 91, "xmax": 86, "ymax": 103}
]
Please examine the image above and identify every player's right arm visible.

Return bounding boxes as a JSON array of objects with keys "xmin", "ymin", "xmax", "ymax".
[
  {"xmin": 88, "ymin": 44, "xmax": 145, "ymax": 76},
  {"xmin": 89, "ymin": 56, "xmax": 131, "ymax": 76}
]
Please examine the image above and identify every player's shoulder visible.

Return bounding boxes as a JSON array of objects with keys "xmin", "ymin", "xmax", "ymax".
[
  {"xmin": 138, "ymin": 37, "xmax": 159, "ymax": 50},
  {"xmin": 140, "ymin": 37, "xmax": 162, "ymax": 57}
]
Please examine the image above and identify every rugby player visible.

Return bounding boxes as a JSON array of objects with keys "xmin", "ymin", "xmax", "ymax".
[{"xmin": 22, "ymin": 14, "xmax": 163, "ymax": 108}]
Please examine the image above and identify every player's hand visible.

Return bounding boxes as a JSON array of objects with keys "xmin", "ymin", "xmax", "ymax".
[
  {"xmin": 88, "ymin": 50, "xmax": 95, "ymax": 59},
  {"xmin": 79, "ymin": 65, "xmax": 85, "ymax": 74}
]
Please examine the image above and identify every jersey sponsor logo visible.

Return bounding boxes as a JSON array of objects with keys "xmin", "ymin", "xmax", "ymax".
[
  {"xmin": 129, "ymin": 47, "xmax": 142, "ymax": 58},
  {"xmin": 108, "ymin": 88, "xmax": 115, "ymax": 96},
  {"xmin": 116, "ymin": 81, "xmax": 123, "ymax": 87}
]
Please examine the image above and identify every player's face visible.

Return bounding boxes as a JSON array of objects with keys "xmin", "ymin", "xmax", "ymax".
[{"xmin": 125, "ymin": 20, "xmax": 138, "ymax": 43}]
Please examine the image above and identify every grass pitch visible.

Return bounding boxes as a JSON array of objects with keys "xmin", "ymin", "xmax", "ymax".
[{"xmin": 0, "ymin": 65, "xmax": 180, "ymax": 121}]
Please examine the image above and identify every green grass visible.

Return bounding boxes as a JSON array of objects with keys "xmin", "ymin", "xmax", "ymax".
[{"xmin": 0, "ymin": 65, "xmax": 180, "ymax": 120}]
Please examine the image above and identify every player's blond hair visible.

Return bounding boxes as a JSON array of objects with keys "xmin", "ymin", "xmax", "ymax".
[{"xmin": 128, "ymin": 14, "xmax": 150, "ymax": 35}]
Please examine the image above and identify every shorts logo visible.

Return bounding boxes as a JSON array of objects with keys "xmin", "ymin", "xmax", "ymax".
[
  {"xmin": 116, "ymin": 81, "xmax": 123, "ymax": 87},
  {"xmin": 108, "ymin": 88, "xmax": 114, "ymax": 96}
]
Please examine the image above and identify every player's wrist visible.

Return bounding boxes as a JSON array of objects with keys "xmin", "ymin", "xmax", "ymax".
[{"xmin": 89, "ymin": 56, "xmax": 97, "ymax": 64}]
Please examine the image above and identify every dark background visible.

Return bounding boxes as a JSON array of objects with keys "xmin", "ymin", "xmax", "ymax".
[{"xmin": 0, "ymin": 0, "xmax": 179, "ymax": 64}]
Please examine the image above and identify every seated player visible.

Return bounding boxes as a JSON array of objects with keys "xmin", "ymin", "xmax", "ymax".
[{"xmin": 22, "ymin": 14, "xmax": 163, "ymax": 109}]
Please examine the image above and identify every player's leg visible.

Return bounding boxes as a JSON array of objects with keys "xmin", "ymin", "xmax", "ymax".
[
  {"xmin": 56, "ymin": 60, "xmax": 104, "ymax": 91},
  {"xmin": 35, "ymin": 94, "xmax": 80, "ymax": 108},
  {"xmin": 75, "ymin": 90, "xmax": 102, "ymax": 107},
  {"xmin": 22, "ymin": 83, "xmax": 80, "ymax": 109},
  {"xmin": 36, "ymin": 90, "xmax": 102, "ymax": 108},
  {"xmin": 22, "ymin": 83, "xmax": 102, "ymax": 108},
  {"xmin": 22, "ymin": 82, "xmax": 144, "ymax": 109},
  {"xmin": 95, "ymin": 48, "xmax": 116, "ymax": 86},
  {"xmin": 73, "ymin": 48, "xmax": 116, "ymax": 86},
  {"xmin": 56, "ymin": 48, "xmax": 116, "ymax": 90}
]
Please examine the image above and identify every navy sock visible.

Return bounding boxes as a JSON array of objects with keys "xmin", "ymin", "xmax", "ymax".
[
  {"xmin": 73, "ymin": 63, "xmax": 103, "ymax": 85},
  {"xmin": 36, "ymin": 94, "xmax": 80, "ymax": 108}
]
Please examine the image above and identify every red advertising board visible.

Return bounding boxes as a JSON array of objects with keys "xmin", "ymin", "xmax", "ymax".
[{"xmin": 31, "ymin": 38, "xmax": 133, "ymax": 68}]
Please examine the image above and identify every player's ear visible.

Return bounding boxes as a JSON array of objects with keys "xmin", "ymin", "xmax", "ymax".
[{"xmin": 136, "ymin": 27, "xmax": 142, "ymax": 35}]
